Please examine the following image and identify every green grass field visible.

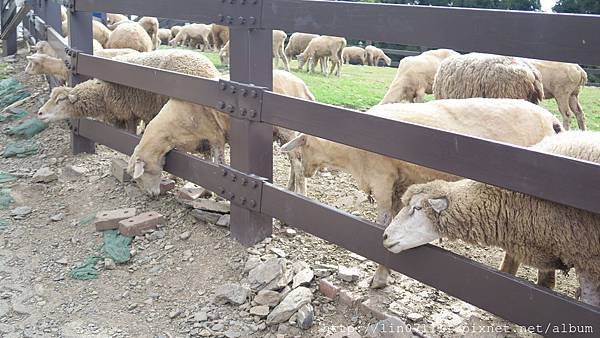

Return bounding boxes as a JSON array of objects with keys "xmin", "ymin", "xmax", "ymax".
[{"xmin": 196, "ymin": 50, "xmax": 600, "ymax": 131}]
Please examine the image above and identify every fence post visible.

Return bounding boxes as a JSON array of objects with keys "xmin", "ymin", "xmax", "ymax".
[
  {"xmin": 67, "ymin": 4, "xmax": 95, "ymax": 154},
  {"xmin": 228, "ymin": 26, "xmax": 273, "ymax": 246},
  {"xmin": 1, "ymin": 0, "xmax": 17, "ymax": 56},
  {"xmin": 43, "ymin": 0, "xmax": 61, "ymax": 34}
]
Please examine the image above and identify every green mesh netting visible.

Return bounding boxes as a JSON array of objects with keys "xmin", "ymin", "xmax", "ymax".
[
  {"xmin": 2, "ymin": 141, "xmax": 38, "ymax": 158},
  {"xmin": 0, "ymin": 172, "xmax": 16, "ymax": 184},
  {"xmin": 0, "ymin": 189, "xmax": 14, "ymax": 210},
  {"xmin": 79, "ymin": 212, "xmax": 96, "ymax": 226},
  {"xmin": 102, "ymin": 230, "xmax": 133, "ymax": 264},
  {"xmin": 0, "ymin": 109, "xmax": 28, "ymax": 123},
  {"xmin": 6, "ymin": 119, "xmax": 48, "ymax": 139},
  {"xmin": 0, "ymin": 79, "xmax": 30, "ymax": 110},
  {"xmin": 0, "ymin": 219, "xmax": 8, "ymax": 231},
  {"xmin": 70, "ymin": 256, "xmax": 102, "ymax": 280}
]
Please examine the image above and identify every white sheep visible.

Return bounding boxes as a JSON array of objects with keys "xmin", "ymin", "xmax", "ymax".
[
  {"xmin": 92, "ymin": 20, "xmax": 112, "ymax": 47},
  {"xmin": 158, "ymin": 28, "xmax": 172, "ymax": 45},
  {"xmin": 106, "ymin": 21, "xmax": 154, "ymax": 52},
  {"xmin": 383, "ymin": 131, "xmax": 600, "ymax": 306},
  {"xmin": 127, "ymin": 69, "xmax": 316, "ymax": 196},
  {"xmin": 433, "ymin": 53, "xmax": 544, "ymax": 104},
  {"xmin": 218, "ymin": 30, "xmax": 291, "ymax": 71},
  {"xmin": 380, "ymin": 49, "xmax": 460, "ymax": 104},
  {"xmin": 170, "ymin": 25, "xmax": 182, "ymax": 39},
  {"xmin": 211, "ymin": 24, "xmax": 229, "ymax": 51},
  {"xmin": 342, "ymin": 46, "xmax": 367, "ymax": 65},
  {"xmin": 106, "ymin": 13, "xmax": 128, "ymax": 26},
  {"xmin": 281, "ymin": 98, "xmax": 562, "ymax": 288},
  {"xmin": 284, "ymin": 32, "xmax": 319, "ymax": 63},
  {"xmin": 169, "ymin": 24, "xmax": 212, "ymax": 51},
  {"xmin": 527, "ymin": 59, "xmax": 588, "ymax": 130},
  {"xmin": 297, "ymin": 36, "xmax": 346, "ymax": 77},
  {"xmin": 137, "ymin": 17, "xmax": 160, "ymax": 50},
  {"xmin": 365, "ymin": 45, "xmax": 391, "ymax": 67}
]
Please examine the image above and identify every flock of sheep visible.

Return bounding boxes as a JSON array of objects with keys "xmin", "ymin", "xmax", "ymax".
[{"xmin": 24, "ymin": 9, "xmax": 600, "ymax": 309}]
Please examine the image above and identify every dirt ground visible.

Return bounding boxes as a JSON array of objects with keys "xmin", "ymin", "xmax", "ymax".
[{"xmin": 0, "ymin": 48, "xmax": 577, "ymax": 338}]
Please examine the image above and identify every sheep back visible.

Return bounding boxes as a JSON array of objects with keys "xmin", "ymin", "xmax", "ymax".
[{"xmin": 106, "ymin": 22, "xmax": 154, "ymax": 52}]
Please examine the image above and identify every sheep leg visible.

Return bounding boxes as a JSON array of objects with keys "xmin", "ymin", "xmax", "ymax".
[
  {"xmin": 370, "ymin": 202, "xmax": 394, "ymax": 289},
  {"xmin": 556, "ymin": 96, "xmax": 572, "ymax": 131},
  {"xmin": 499, "ymin": 253, "xmax": 520, "ymax": 275},
  {"xmin": 286, "ymin": 156, "xmax": 296, "ymax": 191},
  {"xmin": 577, "ymin": 270, "xmax": 600, "ymax": 307},
  {"xmin": 415, "ymin": 88, "xmax": 426, "ymax": 103},
  {"xmin": 569, "ymin": 94, "xmax": 586, "ymax": 131},
  {"xmin": 537, "ymin": 270, "xmax": 556, "ymax": 289},
  {"xmin": 279, "ymin": 48, "xmax": 290, "ymax": 72}
]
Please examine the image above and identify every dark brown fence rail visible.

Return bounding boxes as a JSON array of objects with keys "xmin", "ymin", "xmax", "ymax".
[{"xmin": 12, "ymin": 0, "xmax": 600, "ymax": 335}]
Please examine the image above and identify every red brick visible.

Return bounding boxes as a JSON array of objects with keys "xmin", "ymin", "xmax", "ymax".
[
  {"xmin": 94, "ymin": 208, "xmax": 137, "ymax": 231},
  {"xmin": 159, "ymin": 178, "xmax": 176, "ymax": 195},
  {"xmin": 176, "ymin": 183, "xmax": 208, "ymax": 201},
  {"xmin": 319, "ymin": 279, "xmax": 339, "ymax": 300},
  {"xmin": 339, "ymin": 289, "xmax": 362, "ymax": 307},
  {"xmin": 111, "ymin": 159, "xmax": 131, "ymax": 183},
  {"xmin": 118, "ymin": 211, "xmax": 165, "ymax": 237}
]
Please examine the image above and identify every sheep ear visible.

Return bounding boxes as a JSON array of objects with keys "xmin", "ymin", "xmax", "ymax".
[
  {"xmin": 67, "ymin": 94, "xmax": 78, "ymax": 104},
  {"xmin": 281, "ymin": 134, "xmax": 307, "ymax": 153},
  {"xmin": 428, "ymin": 198, "xmax": 448, "ymax": 213},
  {"xmin": 132, "ymin": 161, "xmax": 145, "ymax": 179}
]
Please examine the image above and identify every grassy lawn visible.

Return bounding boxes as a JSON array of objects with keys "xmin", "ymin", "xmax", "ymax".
[{"xmin": 196, "ymin": 50, "xmax": 600, "ymax": 132}]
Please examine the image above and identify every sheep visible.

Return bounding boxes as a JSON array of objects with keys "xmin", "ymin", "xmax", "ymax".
[
  {"xmin": 92, "ymin": 20, "xmax": 112, "ymax": 47},
  {"xmin": 281, "ymin": 98, "xmax": 562, "ymax": 288},
  {"xmin": 285, "ymin": 32, "xmax": 319, "ymax": 63},
  {"xmin": 211, "ymin": 24, "xmax": 229, "ymax": 51},
  {"xmin": 380, "ymin": 49, "xmax": 460, "ymax": 104},
  {"xmin": 137, "ymin": 17, "xmax": 160, "ymax": 50},
  {"xmin": 383, "ymin": 131, "xmax": 600, "ymax": 306},
  {"xmin": 297, "ymin": 36, "xmax": 346, "ymax": 77},
  {"xmin": 169, "ymin": 24, "xmax": 212, "ymax": 51},
  {"xmin": 365, "ymin": 45, "xmax": 391, "ymax": 67},
  {"xmin": 218, "ymin": 30, "xmax": 291, "ymax": 71},
  {"xmin": 170, "ymin": 25, "xmax": 182, "ymax": 39},
  {"xmin": 158, "ymin": 28, "xmax": 172, "ymax": 45},
  {"xmin": 433, "ymin": 53, "xmax": 544, "ymax": 104},
  {"xmin": 106, "ymin": 13, "xmax": 128, "ymax": 26},
  {"xmin": 37, "ymin": 49, "xmax": 217, "ymax": 132},
  {"xmin": 30, "ymin": 41, "xmax": 58, "ymax": 58},
  {"xmin": 106, "ymin": 22, "xmax": 154, "ymax": 52},
  {"xmin": 342, "ymin": 46, "xmax": 367, "ymax": 65},
  {"xmin": 527, "ymin": 59, "xmax": 588, "ymax": 131},
  {"xmin": 127, "ymin": 69, "xmax": 316, "ymax": 196}
]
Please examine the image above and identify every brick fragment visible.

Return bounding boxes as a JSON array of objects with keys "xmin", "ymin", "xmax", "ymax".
[
  {"xmin": 111, "ymin": 159, "xmax": 131, "ymax": 183},
  {"xmin": 318, "ymin": 279, "xmax": 339, "ymax": 300},
  {"xmin": 159, "ymin": 178, "xmax": 176, "ymax": 195},
  {"xmin": 339, "ymin": 289, "xmax": 363, "ymax": 307},
  {"xmin": 118, "ymin": 211, "xmax": 165, "ymax": 237},
  {"xmin": 359, "ymin": 298, "xmax": 390, "ymax": 320},
  {"xmin": 176, "ymin": 183, "xmax": 208, "ymax": 200},
  {"xmin": 94, "ymin": 208, "xmax": 137, "ymax": 231}
]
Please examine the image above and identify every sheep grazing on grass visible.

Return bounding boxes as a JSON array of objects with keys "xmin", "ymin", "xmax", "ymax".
[
  {"xmin": 137, "ymin": 17, "xmax": 160, "ymax": 50},
  {"xmin": 128, "ymin": 70, "xmax": 315, "ymax": 196},
  {"xmin": 365, "ymin": 45, "xmax": 391, "ymax": 67},
  {"xmin": 383, "ymin": 131, "xmax": 600, "ymax": 306},
  {"xmin": 169, "ymin": 24, "xmax": 212, "ymax": 51},
  {"xmin": 433, "ymin": 53, "xmax": 544, "ymax": 104},
  {"xmin": 297, "ymin": 36, "xmax": 346, "ymax": 77},
  {"xmin": 527, "ymin": 59, "xmax": 588, "ymax": 130},
  {"xmin": 285, "ymin": 32, "xmax": 319, "ymax": 65},
  {"xmin": 107, "ymin": 13, "xmax": 128, "ymax": 26},
  {"xmin": 281, "ymin": 98, "xmax": 562, "ymax": 288},
  {"xmin": 218, "ymin": 30, "xmax": 291, "ymax": 71},
  {"xmin": 211, "ymin": 24, "xmax": 229, "ymax": 51},
  {"xmin": 170, "ymin": 25, "xmax": 182, "ymax": 39},
  {"xmin": 106, "ymin": 22, "xmax": 154, "ymax": 52},
  {"xmin": 380, "ymin": 49, "xmax": 460, "ymax": 104},
  {"xmin": 158, "ymin": 28, "xmax": 172, "ymax": 45},
  {"xmin": 37, "ymin": 50, "xmax": 216, "ymax": 132},
  {"xmin": 342, "ymin": 46, "xmax": 367, "ymax": 65}
]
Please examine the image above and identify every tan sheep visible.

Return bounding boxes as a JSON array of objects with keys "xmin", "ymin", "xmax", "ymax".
[
  {"xmin": 170, "ymin": 25, "xmax": 182, "ymax": 39},
  {"xmin": 281, "ymin": 98, "xmax": 562, "ymax": 288},
  {"xmin": 169, "ymin": 24, "xmax": 212, "ymax": 51},
  {"xmin": 433, "ymin": 53, "xmax": 544, "ymax": 104},
  {"xmin": 527, "ymin": 59, "xmax": 588, "ymax": 130},
  {"xmin": 31, "ymin": 41, "xmax": 58, "ymax": 57},
  {"xmin": 158, "ymin": 28, "xmax": 172, "ymax": 45},
  {"xmin": 297, "ymin": 36, "xmax": 346, "ymax": 77},
  {"xmin": 380, "ymin": 49, "xmax": 460, "ymax": 104},
  {"xmin": 211, "ymin": 24, "xmax": 229, "ymax": 51},
  {"xmin": 342, "ymin": 46, "xmax": 367, "ymax": 65},
  {"xmin": 137, "ymin": 17, "xmax": 160, "ymax": 50},
  {"xmin": 128, "ymin": 69, "xmax": 316, "ymax": 196},
  {"xmin": 285, "ymin": 32, "xmax": 319, "ymax": 64},
  {"xmin": 92, "ymin": 20, "xmax": 112, "ymax": 47},
  {"xmin": 273, "ymin": 30, "xmax": 290, "ymax": 72},
  {"xmin": 106, "ymin": 13, "xmax": 128, "ymax": 26},
  {"xmin": 106, "ymin": 22, "xmax": 154, "ymax": 52},
  {"xmin": 383, "ymin": 131, "xmax": 600, "ymax": 306},
  {"xmin": 365, "ymin": 45, "xmax": 391, "ymax": 67}
]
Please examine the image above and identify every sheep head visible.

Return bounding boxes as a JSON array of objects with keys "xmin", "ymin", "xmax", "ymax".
[
  {"xmin": 383, "ymin": 181, "xmax": 448, "ymax": 253},
  {"xmin": 127, "ymin": 145, "xmax": 164, "ymax": 197},
  {"xmin": 37, "ymin": 86, "xmax": 78, "ymax": 122},
  {"xmin": 25, "ymin": 55, "xmax": 45, "ymax": 75},
  {"xmin": 219, "ymin": 44, "xmax": 229, "ymax": 66},
  {"xmin": 280, "ymin": 134, "xmax": 324, "ymax": 178}
]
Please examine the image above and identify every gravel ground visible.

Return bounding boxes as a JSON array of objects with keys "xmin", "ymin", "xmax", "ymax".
[{"xmin": 0, "ymin": 47, "xmax": 575, "ymax": 337}]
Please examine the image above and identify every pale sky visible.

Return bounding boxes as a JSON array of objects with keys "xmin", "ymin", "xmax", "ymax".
[{"xmin": 541, "ymin": 0, "xmax": 557, "ymax": 12}]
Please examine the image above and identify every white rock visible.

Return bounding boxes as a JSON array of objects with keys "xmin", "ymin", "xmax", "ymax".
[
  {"xmin": 247, "ymin": 258, "xmax": 287, "ymax": 291},
  {"xmin": 253, "ymin": 290, "xmax": 281, "ymax": 307},
  {"xmin": 407, "ymin": 312, "xmax": 424, "ymax": 322},
  {"xmin": 338, "ymin": 265, "xmax": 360, "ymax": 282},
  {"xmin": 266, "ymin": 287, "xmax": 312, "ymax": 325},
  {"xmin": 270, "ymin": 248, "xmax": 286, "ymax": 258},
  {"xmin": 32, "ymin": 167, "xmax": 57, "ymax": 183},
  {"xmin": 216, "ymin": 214, "xmax": 230, "ymax": 227},
  {"xmin": 292, "ymin": 268, "xmax": 314, "ymax": 289},
  {"xmin": 214, "ymin": 283, "xmax": 250, "ymax": 305},
  {"xmin": 249, "ymin": 305, "xmax": 270, "ymax": 317},
  {"xmin": 296, "ymin": 304, "xmax": 314, "ymax": 330}
]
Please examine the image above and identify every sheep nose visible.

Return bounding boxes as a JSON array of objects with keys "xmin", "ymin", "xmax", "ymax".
[
  {"xmin": 37, "ymin": 111, "xmax": 42, "ymax": 116},
  {"xmin": 382, "ymin": 233, "xmax": 388, "ymax": 240}
]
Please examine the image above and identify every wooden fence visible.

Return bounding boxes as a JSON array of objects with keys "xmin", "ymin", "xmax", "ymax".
[{"xmin": 4, "ymin": 0, "xmax": 600, "ymax": 335}]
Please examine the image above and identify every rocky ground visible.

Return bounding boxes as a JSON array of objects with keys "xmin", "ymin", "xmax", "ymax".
[{"xmin": 0, "ymin": 47, "xmax": 577, "ymax": 337}]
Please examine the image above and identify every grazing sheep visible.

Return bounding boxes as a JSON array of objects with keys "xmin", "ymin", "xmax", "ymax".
[
  {"xmin": 380, "ymin": 49, "xmax": 460, "ymax": 104},
  {"xmin": 92, "ymin": 20, "xmax": 112, "ymax": 47},
  {"xmin": 107, "ymin": 13, "xmax": 128, "ymax": 26},
  {"xmin": 281, "ymin": 98, "xmax": 562, "ymax": 288},
  {"xmin": 273, "ymin": 30, "xmax": 290, "ymax": 72},
  {"xmin": 170, "ymin": 25, "xmax": 182, "ymax": 39},
  {"xmin": 211, "ymin": 24, "xmax": 229, "ymax": 51},
  {"xmin": 218, "ymin": 41, "xmax": 229, "ymax": 66},
  {"xmin": 128, "ymin": 70, "xmax": 316, "ymax": 196},
  {"xmin": 169, "ymin": 24, "xmax": 212, "ymax": 51},
  {"xmin": 433, "ymin": 53, "xmax": 544, "ymax": 104},
  {"xmin": 527, "ymin": 59, "xmax": 588, "ymax": 130},
  {"xmin": 285, "ymin": 32, "xmax": 319, "ymax": 65},
  {"xmin": 158, "ymin": 28, "xmax": 172, "ymax": 45},
  {"xmin": 297, "ymin": 36, "xmax": 346, "ymax": 77},
  {"xmin": 37, "ymin": 50, "xmax": 216, "ymax": 132},
  {"xmin": 106, "ymin": 22, "xmax": 154, "ymax": 52},
  {"xmin": 137, "ymin": 17, "xmax": 160, "ymax": 50},
  {"xmin": 365, "ymin": 45, "xmax": 391, "ymax": 67},
  {"xmin": 342, "ymin": 46, "xmax": 367, "ymax": 65},
  {"xmin": 383, "ymin": 131, "xmax": 600, "ymax": 306}
]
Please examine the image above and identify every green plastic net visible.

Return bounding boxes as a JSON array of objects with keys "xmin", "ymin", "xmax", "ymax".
[
  {"xmin": 0, "ymin": 189, "xmax": 14, "ymax": 210},
  {"xmin": 0, "ymin": 171, "xmax": 17, "ymax": 184},
  {"xmin": 0, "ymin": 79, "xmax": 30, "ymax": 110},
  {"xmin": 0, "ymin": 109, "xmax": 28, "ymax": 123},
  {"xmin": 2, "ymin": 141, "xmax": 38, "ymax": 158},
  {"xmin": 70, "ymin": 256, "xmax": 103, "ymax": 280},
  {"xmin": 0, "ymin": 219, "xmax": 8, "ymax": 231},
  {"xmin": 6, "ymin": 119, "xmax": 48, "ymax": 139},
  {"xmin": 71, "ymin": 230, "xmax": 133, "ymax": 280}
]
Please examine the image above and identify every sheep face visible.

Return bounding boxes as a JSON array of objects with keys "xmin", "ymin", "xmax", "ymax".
[
  {"xmin": 280, "ymin": 134, "xmax": 323, "ymax": 178},
  {"xmin": 37, "ymin": 87, "xmax": 77, "ymax": 122},
  {"xmin": 25, "ymin": 55, "xmax": 44, "ymax": 75},
  {"xmin": 128, "ymin": 147, "xmax": 163, "ymax": 197},
  {"xmin": 382, "ymin": 193, "xmax": 444, "ymax": 253}
]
